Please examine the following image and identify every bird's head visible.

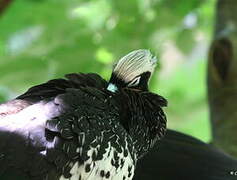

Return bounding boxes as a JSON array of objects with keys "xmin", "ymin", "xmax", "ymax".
[{"xmin": 107, "ymin": 49, "xmax": 157, "ymax": 92}]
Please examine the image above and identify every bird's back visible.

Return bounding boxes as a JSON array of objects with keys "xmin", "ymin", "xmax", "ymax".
[{"xmin": 0, "ymin": 73, "xmax": 136, "ymax": 180}]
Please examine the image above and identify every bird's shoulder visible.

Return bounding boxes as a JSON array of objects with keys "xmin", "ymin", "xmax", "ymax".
[{"xmin": 0, "ymin": 73, "xmax": 107, "ymax": 117}]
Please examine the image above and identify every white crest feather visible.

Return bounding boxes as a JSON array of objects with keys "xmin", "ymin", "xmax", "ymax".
[{"xmin": 113, "ymin": 49, "xmax": 157, "ymax": 83}]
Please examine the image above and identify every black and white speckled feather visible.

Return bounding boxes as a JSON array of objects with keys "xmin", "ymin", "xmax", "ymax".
[
  {"xmin": 0, "ymin": 50, "xmax": 167, "ymax": 180},
  {"xmin": 44, "ymin": 87, "xmax": 137, "ymax": 180}
]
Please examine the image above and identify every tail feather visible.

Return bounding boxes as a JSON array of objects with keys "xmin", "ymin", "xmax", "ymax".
[{"xmin": 133, "ymin": 129, "xmax": 237, "ymax": 180}]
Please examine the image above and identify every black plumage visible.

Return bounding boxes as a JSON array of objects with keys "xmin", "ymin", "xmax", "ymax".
[
  {"xmin": 134, "ymin": 129, "xmax": 237, "ymax": 180},
  {"xmin": 0, "ymin": 50, "xmax": 167, "ymax": 180}
]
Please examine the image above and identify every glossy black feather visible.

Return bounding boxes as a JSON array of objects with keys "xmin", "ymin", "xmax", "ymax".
[
  {"xmin": 17, "ymin": 73, "xmax": 108, "ymax": 102},
  {"xmin": 134, "ymin": 129, "xmax": 237, "ymax": 180}
]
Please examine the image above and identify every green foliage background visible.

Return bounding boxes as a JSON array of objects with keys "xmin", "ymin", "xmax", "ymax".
[{"xmin": 0, "ymin": 0, "xmax": 216, "ymax": 142}]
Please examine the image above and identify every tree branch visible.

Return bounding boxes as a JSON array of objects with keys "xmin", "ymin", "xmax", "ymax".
[{"xmin": 0, "ymin": 0, "xmax": 13, "ymax": 17}]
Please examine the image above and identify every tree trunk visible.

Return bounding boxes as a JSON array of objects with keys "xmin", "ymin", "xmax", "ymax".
[{"xmin": 208, "ymin": 0, "xmax": 237, "ymax": 157}]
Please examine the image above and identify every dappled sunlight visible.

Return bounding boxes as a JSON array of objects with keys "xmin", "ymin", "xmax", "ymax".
[
  {"xmin": 69, "ymin": 0, "xmax": 112, "ymax": 31},
  {"xmin": 6, "ymin": 25, "xmax": 44, "ymax": 55}
]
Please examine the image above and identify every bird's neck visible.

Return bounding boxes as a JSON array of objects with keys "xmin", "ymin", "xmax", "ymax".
[{"xmin": 117, "ymin": 89, "xmax": 166, "ymax": 159}]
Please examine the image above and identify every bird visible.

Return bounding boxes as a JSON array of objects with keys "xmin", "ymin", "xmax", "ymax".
[{"xmin": 0, "ymin": 49, "xmax": 167, "ymax": 180}]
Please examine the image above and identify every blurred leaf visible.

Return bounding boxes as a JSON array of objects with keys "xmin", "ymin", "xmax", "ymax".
[
  {"xmin": 70, "ymin": 0, "xmax": 111, "ymax": 31},
  {"xmin": 176, "ymin": 29, "xmax": 196, "ymax": 53},
  {"xmin": 160, "ymin": 0, "xmax": 204, "ymax": 17},
  {"xmin": 95, "ymin": 47, "xmax": 114, "ymax": 64}
]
